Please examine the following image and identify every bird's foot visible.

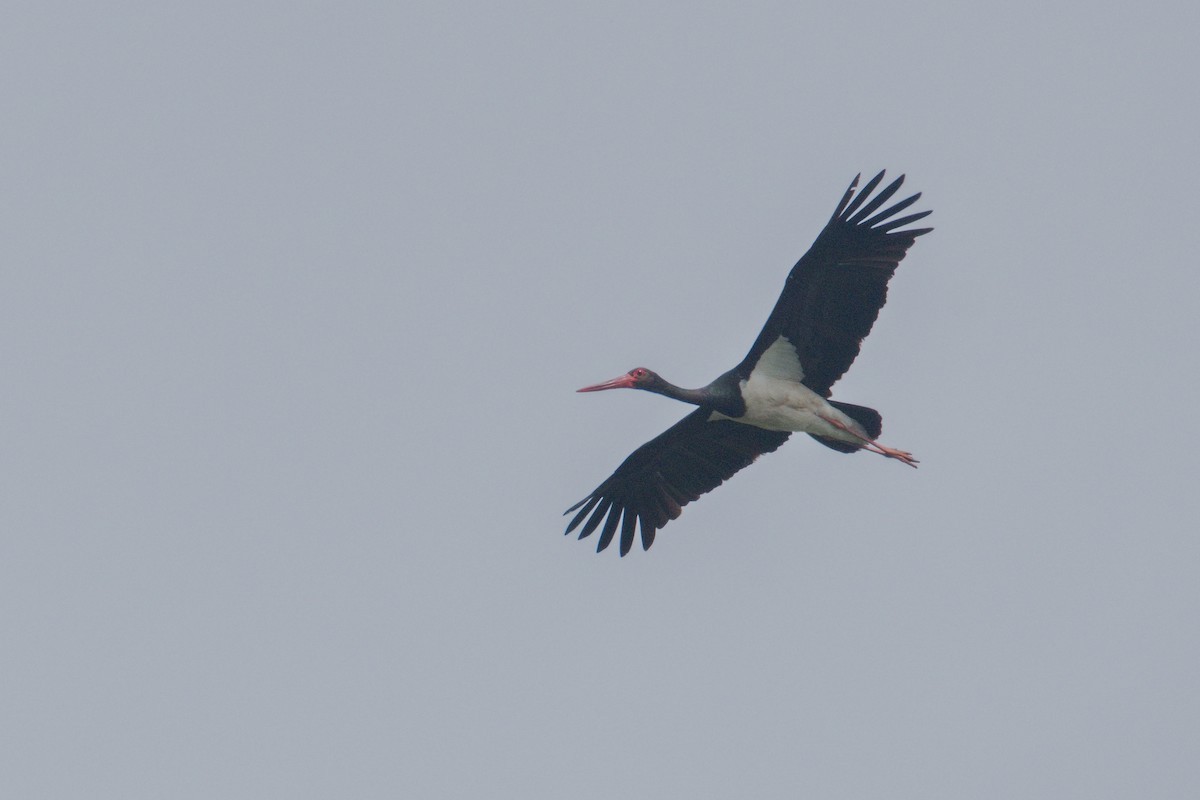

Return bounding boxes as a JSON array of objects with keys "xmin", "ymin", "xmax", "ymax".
[
  {"xmin": 875, "ymin": 444, "xmax": 919, "ymax": 468},
  {"xmin": 818, "ymin": 414, "xmax": 918, "ymax": 468}
]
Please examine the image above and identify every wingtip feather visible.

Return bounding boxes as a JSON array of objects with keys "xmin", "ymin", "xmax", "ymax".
[
  {"xmin": 842, "ymin": 171, "xmax": 887, "ymax": 219},
  {"xmin": 878, "ymin": 209, "xmax": 933, "ymax": 232}
]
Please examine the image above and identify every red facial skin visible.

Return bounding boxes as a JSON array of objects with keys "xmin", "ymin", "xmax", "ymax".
[{"xmin": 577, "ymin": 368, "xmax": 651, "ymax": 392}]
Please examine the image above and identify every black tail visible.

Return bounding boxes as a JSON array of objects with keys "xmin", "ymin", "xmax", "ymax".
[{"xmin": 808, "ymin": 401, "xmax": 882, "ymax": 454}]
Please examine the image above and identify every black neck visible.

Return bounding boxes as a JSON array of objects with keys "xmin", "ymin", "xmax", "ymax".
[{"xmin": 648, "ymin": 371, "xmax": 745, "ymax": 418}]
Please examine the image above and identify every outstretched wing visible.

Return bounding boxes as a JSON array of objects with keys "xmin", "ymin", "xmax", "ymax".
[
  {"xmin": 737, "ymin": 171, "xmax": 932, "ymax": 397},
  {"xmin": 564, "ymin": 409, "xmax": 790, "ymax": 556}
]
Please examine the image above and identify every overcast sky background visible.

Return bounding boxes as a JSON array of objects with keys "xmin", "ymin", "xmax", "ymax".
[{"xmin": 4, "ymin": 2, "xmax": 1199, "ymax": 798}]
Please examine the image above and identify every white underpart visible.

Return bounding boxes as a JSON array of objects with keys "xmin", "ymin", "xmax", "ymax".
[{"xmin": 710, "ymin": 336, "xmax": 870, "ymax": 444}]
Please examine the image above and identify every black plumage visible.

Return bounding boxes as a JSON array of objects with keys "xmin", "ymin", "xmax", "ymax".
[
  {"xmin": 564, "ymin": 408, "xmax": 790, "ymax": 556},
  {"xmin": 736, "ymin": 171, "xmax": 932, "ymax": 397},
  {"xmin": 566, "ymin": 171, "xmax": 931, "ymax": 555}
]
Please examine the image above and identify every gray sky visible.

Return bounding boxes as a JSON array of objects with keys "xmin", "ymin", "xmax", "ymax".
[{"xmin": 4, "ymin": 2, "xmax": 1199, "ymax": 797}]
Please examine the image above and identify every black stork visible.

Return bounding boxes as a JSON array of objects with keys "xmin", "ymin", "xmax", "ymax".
[{"xmin": 564, "ymin": 171, "xmax": 932, "ymax": 556}]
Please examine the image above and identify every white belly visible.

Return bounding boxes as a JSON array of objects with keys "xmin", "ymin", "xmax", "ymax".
[
  {"xmin": 713, "ymin": 335, "xmax": 868, "ymax": 443},
  {"xmin": 713, "ymin": 375, "xmax": 868, "ymax": 444}
]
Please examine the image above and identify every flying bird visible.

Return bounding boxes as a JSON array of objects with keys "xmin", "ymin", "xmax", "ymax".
[{"xmin": 564, "ymin": 171, "xmax": 932, "ymax": 556}]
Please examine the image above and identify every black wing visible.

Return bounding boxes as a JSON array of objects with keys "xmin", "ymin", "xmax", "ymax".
[
  {"xmin": 564, "ymin": 409, "xmax": 790, "ymax": 556},
  {"xmin": 736, "ymin": 171, "xmax": 932, "ymax": 397}
]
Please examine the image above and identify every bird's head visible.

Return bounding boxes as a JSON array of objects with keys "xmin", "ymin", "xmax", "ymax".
[{"xmin": 577, "ymin": 367, "xmax": 660, "ymax": 393}]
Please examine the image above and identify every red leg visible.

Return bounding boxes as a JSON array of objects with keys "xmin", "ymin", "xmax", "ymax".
[{"xmin": 818, "ymin": 415, "xmax": 919, "ymax": 468}]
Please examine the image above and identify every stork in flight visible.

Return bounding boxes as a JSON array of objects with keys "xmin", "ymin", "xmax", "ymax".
[{"xmin": 564, "ymin": 171, "xmax": 932, "ymax": 556}]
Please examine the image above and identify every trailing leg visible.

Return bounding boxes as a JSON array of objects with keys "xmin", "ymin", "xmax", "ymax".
[{"xmin": 818, "ymin": 414, "xmax": 919, "ymax": 468}]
